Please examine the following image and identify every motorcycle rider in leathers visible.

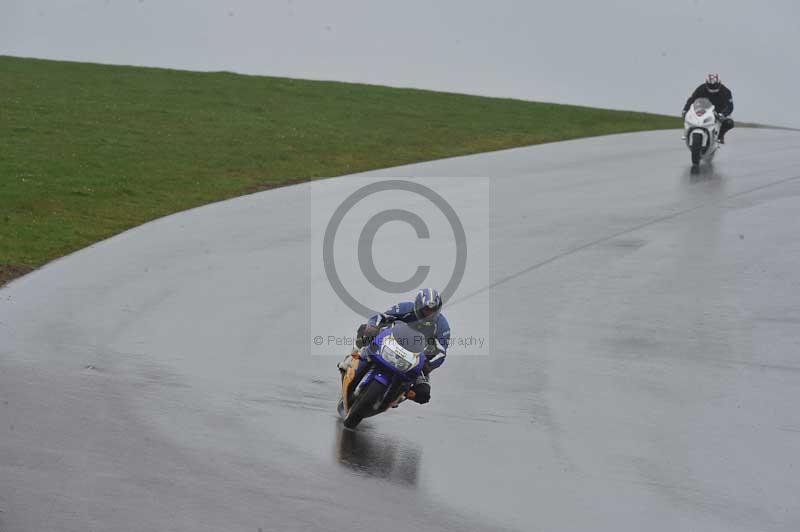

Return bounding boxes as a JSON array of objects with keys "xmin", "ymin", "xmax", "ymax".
[
  {"xmin": 338, "ymin": 288, "xmax": 449, "ymax": 404},
  {"xmin": 683, "ymin": 73, "xmax": 735, "ymax": 143}
]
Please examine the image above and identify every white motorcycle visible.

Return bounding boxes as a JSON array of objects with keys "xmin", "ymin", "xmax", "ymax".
[{"xmin": 683, "ymin": 97, "xmax": 721, "ymax": 168}]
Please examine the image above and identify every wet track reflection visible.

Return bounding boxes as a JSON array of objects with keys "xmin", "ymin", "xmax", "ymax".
[
  {"xmin": 685, "ymin": 161, "xmax": 725, "ymax": 181},
  {"xmin": 334, "ymin": 421, "xmax": 422, "ymax": 487}
]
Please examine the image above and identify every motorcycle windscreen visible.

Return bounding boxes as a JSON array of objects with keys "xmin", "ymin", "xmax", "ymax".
[
  {"xmin": 692, "ymin": 97, "xmax": 714, "ymax": 116},
  {"xmin": 388, "ymin": 322, "xmax": 428, "ymax": 355}
]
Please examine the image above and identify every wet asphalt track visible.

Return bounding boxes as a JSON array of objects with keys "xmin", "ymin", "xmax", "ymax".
[{"xmin": 2, "ymin": 129, "xmax": 800, "ymax": 531}]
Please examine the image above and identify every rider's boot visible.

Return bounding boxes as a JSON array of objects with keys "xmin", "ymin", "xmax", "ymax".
[
  {"xmin": 718, "ymin": 118, "xmax": 733, "ymax": 144},
  {"xmin": 408, "ymin": 374, "xmax": 431, "ymax": 404}
]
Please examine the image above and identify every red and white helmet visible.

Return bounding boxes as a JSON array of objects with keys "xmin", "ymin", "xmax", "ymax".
[{"xmin": 705, "ymin": 73, "xmax": 721, "ymax": 93}]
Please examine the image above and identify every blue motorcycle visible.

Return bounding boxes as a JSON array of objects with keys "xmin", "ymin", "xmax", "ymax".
[{"xmin": 337, "ymin": 322, "xmax": 427, "ymax": 429}]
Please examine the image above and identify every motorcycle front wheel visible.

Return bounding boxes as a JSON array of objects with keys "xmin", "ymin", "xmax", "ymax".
[
  {"xmin": 689, "ymin": 133, "xmax": 704, "ymax": 166},
  {"xmin": 691, "ymin": 148, "xmax": 701, "ymax": 166},
  {"xmin": 343, "ymin": 380, "xmax": 385, "ymax": 429}
]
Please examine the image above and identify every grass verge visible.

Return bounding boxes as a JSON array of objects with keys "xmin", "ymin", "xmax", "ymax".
[{"xmin": 1, "ymin": 55, "xmax": 681, "ymax": 286}]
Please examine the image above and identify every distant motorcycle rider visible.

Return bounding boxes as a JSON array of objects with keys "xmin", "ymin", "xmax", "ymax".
[
  {"xmin": 338, "ymin": 288, "xmax": 450, "ymax": 404},
  {"xmin": 683, "ymin": 73, "xmax": 735, "ymax": 143}
]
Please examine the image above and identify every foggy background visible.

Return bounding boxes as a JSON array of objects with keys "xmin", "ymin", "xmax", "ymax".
[{"xmin": 1, "ymin": 0, "xmax": 799, "ymax": 128}]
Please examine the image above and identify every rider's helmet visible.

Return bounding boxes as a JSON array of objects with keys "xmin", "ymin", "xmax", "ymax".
[
  {"xmin": 414, "ymin": 288, "xmax": 443, "ymax": 321},
  {"xmin": 705, "ymin": 73, "xmax": 721, "ymax": 93}
]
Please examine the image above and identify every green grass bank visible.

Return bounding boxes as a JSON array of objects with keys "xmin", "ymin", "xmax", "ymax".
[{"xmin": 0, "ymin": 55, "xmax": 681, "ymax": 285}]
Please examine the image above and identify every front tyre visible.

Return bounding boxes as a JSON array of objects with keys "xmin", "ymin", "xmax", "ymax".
[
  {"xmin": 691, "ymin": 148, "xmax": 701, "ymax": 166},
  {"xmin": 689, "ymin": 133, "xmax": 703, "ymax": 166},
  {"xmin": 343, "ymin": 380, "xmax": 385, "ymax": 429}
]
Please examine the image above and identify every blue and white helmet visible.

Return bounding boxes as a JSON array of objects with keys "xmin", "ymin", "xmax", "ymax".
[{"xmin": 414, "ymin": 288, "xmax": 443, "ymax": 321}]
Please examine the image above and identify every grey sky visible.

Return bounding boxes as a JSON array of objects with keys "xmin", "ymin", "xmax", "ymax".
[{"xmin": 2, "ymin": 0, "xmax": 799, "ymax": 127}]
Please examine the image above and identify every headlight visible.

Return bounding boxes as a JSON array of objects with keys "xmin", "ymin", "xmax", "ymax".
[{"xmin": 380, "ymin": 337, "xmax": 418, "ymax": 372}]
